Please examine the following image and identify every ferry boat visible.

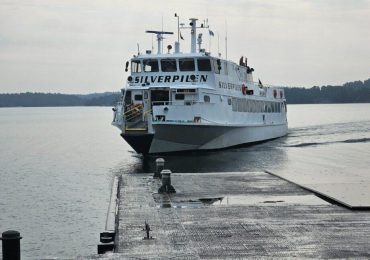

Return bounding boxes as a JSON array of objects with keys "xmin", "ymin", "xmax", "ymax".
[{"xmin": 112, "ymin": 17, "xmax": 288, "ymax": 154}]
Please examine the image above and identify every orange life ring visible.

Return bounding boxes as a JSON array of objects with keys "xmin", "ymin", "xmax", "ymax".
[{"xmin": 242, "ymin": 84, "xmax": 247, "ymax": 95}]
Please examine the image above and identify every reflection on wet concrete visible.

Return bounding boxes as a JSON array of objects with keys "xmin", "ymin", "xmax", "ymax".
[
  {"xmin": 211, "ymin": 194, "xmax": 329, "ymax": 206},
  {"xmin": 114, "ymin": 170, "xmax": 370, "ymax": 259},
  {"xmin": 154, "ymin": 194, "xmax": 328, "ymax": 209}
]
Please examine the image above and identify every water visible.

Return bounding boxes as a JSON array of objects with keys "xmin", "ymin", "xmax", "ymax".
[{"xmin": 1, "ymin": 104, "xmax": 370, "ymax": 259}]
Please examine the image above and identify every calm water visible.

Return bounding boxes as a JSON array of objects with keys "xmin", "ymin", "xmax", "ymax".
[{"xmin": 1, "ymin": 104, "xmax": 370, "ymax": 259}]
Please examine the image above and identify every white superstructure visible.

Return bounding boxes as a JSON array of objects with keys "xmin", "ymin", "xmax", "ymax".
[{"xmin": 112, "ymin": 17, "xmax": 288, "ymax": 154}]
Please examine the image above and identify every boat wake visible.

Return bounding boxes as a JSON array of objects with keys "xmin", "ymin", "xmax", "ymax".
[
  {"xmin": 284, "ymin": 120, "xmax": 370, "ymax": 148},
  {"xmin": 287, "ymin": 137, "xmax": 370, "ymax": 148}
]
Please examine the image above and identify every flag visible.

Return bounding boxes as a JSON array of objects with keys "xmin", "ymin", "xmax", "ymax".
[
  {"xmin": 180, "ymin": 31, "xmax": 184, "ymax": 40},
  {"xmin": 258, "ymin": 79, "xmax": 263, "ymax": 88},
  {"xmin": 209, "ymin": 29, "xmax": 214, "ymax": 37}
]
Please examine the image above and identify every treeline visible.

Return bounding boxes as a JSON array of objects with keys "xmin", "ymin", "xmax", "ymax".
[
  {"xmin": 0, "ymin": 92, "xmax": 120, "ymax": 107},
  {"xmin": 1, "ymin": 78, "xmax": 370, "ymax": 107},
  {"xmin": 284, "ymin": 78, "xmax": 370, "ymax": 104}
]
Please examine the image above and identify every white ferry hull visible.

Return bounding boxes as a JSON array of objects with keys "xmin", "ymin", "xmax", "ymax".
[{"xmin": 122, "ymin": 123, "xmax": 288, "ymax": 154}]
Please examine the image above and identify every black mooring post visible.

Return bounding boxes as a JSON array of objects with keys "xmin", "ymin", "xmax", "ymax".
[
  {"xmin": 158, "ymin": 169, "xmax": 176, "ymax": 194},
  {"xmin": 154, "ymin": 158, "xmax": 165, "ymax": 178},
  {"xmin": 1, "ymin": 230, "xmax": 22, "ymax": 260}
]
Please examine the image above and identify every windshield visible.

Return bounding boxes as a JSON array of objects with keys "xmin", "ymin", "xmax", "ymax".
[
  {"xmin": 161, "ymin": 59, "xmax": 177, "ymax": 72},
  {"xmin": 143, "ymin": 59, "xmax": 159, "ymax": 72},
  {"xmin": 179, "ymin": 58, "xmax": 195, "ymax": 71},
  {"xmin": 131, "ymin": 60, "xmax": 141, "ymax": 73},
  {"xmin": 197, "ymin": 58, "xmax": 211, "ymax": 71}
]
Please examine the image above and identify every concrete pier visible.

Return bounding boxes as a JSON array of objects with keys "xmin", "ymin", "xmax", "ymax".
[{"xmin": 83, "ymin": 170, "xmax": 370, "ymax": 259}]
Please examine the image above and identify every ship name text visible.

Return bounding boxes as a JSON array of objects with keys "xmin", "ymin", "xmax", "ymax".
[
  {"xmin": 219, "ymin": 81, "xmax": 242, "ymax": 91},
  {"xmin": 134, "ymin": 75, "xmax": 208, "ymax": 84}
]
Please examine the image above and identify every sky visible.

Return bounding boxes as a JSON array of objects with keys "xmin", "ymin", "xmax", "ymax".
[{"xmin": 0, "ymin": 0, "xmax": 369, "ymax": 94}]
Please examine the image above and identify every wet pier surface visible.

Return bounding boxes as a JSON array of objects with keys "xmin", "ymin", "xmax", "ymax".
[{"xmin": 85, "ymin": 171, "xmax": 370, "ymax": 259}]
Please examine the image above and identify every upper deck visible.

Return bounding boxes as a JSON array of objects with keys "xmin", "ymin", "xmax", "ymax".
[{"xmin": 122, "ymin": 17, "xmax": 284, "ymax": 101}]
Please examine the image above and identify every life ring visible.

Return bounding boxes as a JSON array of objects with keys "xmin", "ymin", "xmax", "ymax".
[
  {"xmin": 273, "ymin": 89, "xmax": 277, "ymax": 98},
  {"xmin": 242, "ymin": 84, "xmax": 247, "ymax": 95}
]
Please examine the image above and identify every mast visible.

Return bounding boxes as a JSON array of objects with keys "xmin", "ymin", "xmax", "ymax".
[
  {"xmin": 181, "ymin": 18, "xmax": 209, "ymax": 53},
  {"xmin": 174, "ymin": 13, "xmax": 180, "ymax": 53},
  {"xmin": 190, "ymin": 18, "xmax": 198, "ymax": 53}
]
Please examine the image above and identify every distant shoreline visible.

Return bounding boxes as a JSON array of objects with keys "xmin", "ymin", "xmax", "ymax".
[
  {"xmin": 2, "ymin": 103, "xmax": 370, "ymax": 109},
  {"xmin": 1, "ymin": 78, "xmax": 369, "ymax": 107}
]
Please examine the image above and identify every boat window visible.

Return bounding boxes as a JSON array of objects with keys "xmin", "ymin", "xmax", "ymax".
[
  {"xmin": 177, "ymin": 89, "xmax": 196, "ymax": 93},
  {"xmin": 237, "ymin": 99, "xmax": 243, "ymax": 112},
  {"xmin": 232, "ymin": 98, "xmax": 237, "ymax": 111},
  {"xmin": 175, "ymin": 94, "xmax": 185, "ymax": 100},
  {"xmin": 197, "ymin": 58, "xmax": 212, "ymax": 71},
  {"xmin": 131, "ymin": 60, "xmax": 141, "ymax": 73},
  {"xmin": 243, "ymin": 99, "xmax": 248, "ymax": 112},
  {"xmin": 204, "ymin": 95, "xmax": 210, "ymax": 103},
  {"xmin": 179, "ymin": 58, "xmax": 195, "ymax": 71},
  {"xmin": 258, "ymin": 101, "xmax": 263, "ymax": 113},
  {"xmin": 212, "ymin": 59, "xmax": 220, "ymax": 74},
  {"xmin": 221, "ymin": 61, "xmax": 228, "ymax": 75},
  {"xmin": 161, "ymin": 59, "xmax": 177, "ymax": 72},
  {"xmin": 228, "ymin": 98, "xmax": 232, "ymax": 105},
  {"xmin": 134, "ymin": 94, "xmax": 143, "ymax": 101},
  {"xmin": 143, "ymin": 59, "xmax": 159, "ymax": 72},
  {"xmin": 255, "ymin": 101, "xmax": 260, "ymax": 113}
]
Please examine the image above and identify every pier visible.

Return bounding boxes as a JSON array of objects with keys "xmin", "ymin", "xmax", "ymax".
[{"xmin": 84, "ymin": 163, "xmax": 370, "ymax": 259}]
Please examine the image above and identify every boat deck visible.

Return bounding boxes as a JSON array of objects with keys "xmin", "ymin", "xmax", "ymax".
[{"xmin": 83, "ymin": 171, "xmax": 370, "ymax": 259}]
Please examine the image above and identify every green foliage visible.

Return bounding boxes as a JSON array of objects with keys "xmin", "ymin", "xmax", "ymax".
[
  {"xmin": 0, "ymin": 78, "xmax": 369, "ymax": 107},
  {"xmin": 0, "ymin": 92, "xmax": 121, "ymax": 107},
  {"xmin": 285, "ymin": 79, "xmax": 370, "ymax": 104}
]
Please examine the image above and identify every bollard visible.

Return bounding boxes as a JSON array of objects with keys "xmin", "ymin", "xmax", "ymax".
[
  {"xmin": 97, "ymin": 231, "xmax": 115, "ymax": 254},
  {"xmin": 158, "ymin": 169, "xmax": 176, "ymax": 193},
  {"xmin": 1, "ymin": 230, "xmax": 22, "ymax": 260},
  {"xmin": 100, "ymin": 231, "xmax": 115, "ymax": 243},
  {"xmin": 154, "ymin": 158, "xmax": 165, "ymax": 178}
]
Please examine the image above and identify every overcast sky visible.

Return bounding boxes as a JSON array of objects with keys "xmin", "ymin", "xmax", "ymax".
[{"xmin": 0, "ymin": 0, "xmax": 369, "ymax": 94}]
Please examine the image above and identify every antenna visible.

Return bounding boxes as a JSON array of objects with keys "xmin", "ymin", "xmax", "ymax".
[
  {"xmin": 151, "ymin": 34, "xmax": 154, "ymax": 52},
  {"xmin": 146, "ymin": 30, "xmax": 174, "ymax": 54},
  {"xmin": 174, "ymin": 13, "xmax": 181, "ymax": 53},
  {"xmin": 174, "ymin": 13, "xmax": 180, "ymax": 43},
  {"xmin": 161, "ymin": 15, "xmax": 164, "ymax": 53},
  {"xmin": 217, "ymin": 33, "xmax": 220, "ymax": 57},
  {"xmin": 225, "ymin": 19, "xmax": 228, "ymax": 60}
]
